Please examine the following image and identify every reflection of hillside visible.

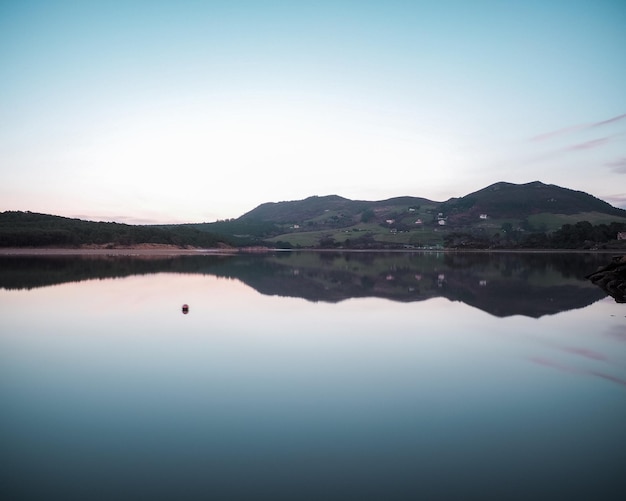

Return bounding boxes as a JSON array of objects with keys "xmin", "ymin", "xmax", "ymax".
[
  {"xmin": 0, "ymin": 252, "xmax": 608, "ymax": 317},
  {"xmin": 0, "ymin": 255, "xmax": 233, "ymax": 290},
  {"xmin": 234, "ymin": 252, "xmax": 606, "ymax": 317},
  {"xmin": 437, "ymin": 253, "xmax": 608, "ymax": 317}
]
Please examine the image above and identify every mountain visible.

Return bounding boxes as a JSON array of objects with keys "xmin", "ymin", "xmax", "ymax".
[
  {"xmin": 2, "ymin": 181, "xmax": 626, "ymax": 249},
  {"xmin": 210, "ymin": 181, "xmax": 626, "ymax": 249},
  {"xmin": 241, "ymin": 182, "xmax": 624, "ymax": 223},
  {"xmin": 440, "ymin": 181, "xmax": 625, "ymax": 223},
  {"xmin": 239, "ymin": 195, "xmax": 358, "ymax": 222},
  {"xmin": 238, "ymin": 194, "xmax": 435, "ymax": 223}
]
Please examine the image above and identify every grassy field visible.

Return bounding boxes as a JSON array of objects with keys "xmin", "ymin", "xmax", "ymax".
[
  {"xmin": 527, "ymin": 211, "xmax": 626, "ymax": 231},
  {"xmin": 268, "ymin": 224, "xmax": 446, "ymax": 248},
  {"xmin": 266, "ymin": 209, "xmax": 626, "ymax": 249}
]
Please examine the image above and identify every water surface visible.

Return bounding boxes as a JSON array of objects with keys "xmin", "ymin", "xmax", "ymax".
[{"xmin": 1, "ymin": 252, "xmax": 625, "ymax": 500}]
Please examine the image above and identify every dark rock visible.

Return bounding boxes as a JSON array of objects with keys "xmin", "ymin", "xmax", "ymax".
[{"xmin": 586, "ymin": 255, "xmax": 626, "ymax": 302}]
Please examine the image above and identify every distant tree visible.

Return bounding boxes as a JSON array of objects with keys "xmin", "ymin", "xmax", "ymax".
[
  {"xmin": 318, "ymin": 235, "xmax": 338, "ymax": 248},
  {"xmin": 361, "ymin": 209, "xmax": 375, "ymax": 223},
  {"xmin": 521, "ymin": 232, "xmax": 550, "ymax": 248}
]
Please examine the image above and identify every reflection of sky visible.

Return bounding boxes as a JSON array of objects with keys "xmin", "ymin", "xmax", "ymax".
[{"xmin": 1, "ymin": 275, "xmax": 625, "ymax": 499}]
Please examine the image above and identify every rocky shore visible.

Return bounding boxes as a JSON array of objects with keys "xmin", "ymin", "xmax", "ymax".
[{"xmin": 586, "ymin": 255, "xmax": 626, "ymax": 303}]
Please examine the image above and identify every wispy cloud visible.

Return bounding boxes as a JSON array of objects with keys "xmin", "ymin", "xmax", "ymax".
[
  {"xmin": 605, "ymin": 157, "xmax": 626, "ymax": 174},
  {"xmin": 603, "ymin": 194, "xmax": 626, "ymax": 209},
  {"xmin": 530, "ymin": 112, "xmax": 626, "ymax": 142},
  {"xmin": 592, "ymin": 112, "xmax": 626, "ymax": 128},
  {"xmin": 530, "ymin": 124, "xmax": 587, "ymax": 142},
  {"xmin": 524, "ymin": 136, "xmax": 612, "ymax": 165},
  {"xmin": 564, "ymin": 137, "xmax": 610, "ymax": 151}
]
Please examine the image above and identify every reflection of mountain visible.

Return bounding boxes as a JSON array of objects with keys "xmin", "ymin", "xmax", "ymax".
[
  {"xmin": 0, "ymin": 252, "xmax": 608, "ymax": 318},
  {"xmin": 228, "ymin": 252, "xmax": 608, "ymax": 318},
  {"xmin": 427, "ymin": 253, "xmax": 609, "ymax": 317}
]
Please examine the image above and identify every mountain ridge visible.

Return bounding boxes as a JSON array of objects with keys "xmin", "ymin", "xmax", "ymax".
[
  {"xmin": 240, "ymin": 181, "xmax": 625, "ymax": 222},
  {"xmin": 227, "ymin": 180, "xmax": 626, "ymax": 249},
  {"xmin": 2, "ymin": 181, "xmax": 626, "ymax": 249}
]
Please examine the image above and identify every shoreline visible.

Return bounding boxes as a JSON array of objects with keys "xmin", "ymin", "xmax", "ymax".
[
  {"xmin": 0, "ymin": 246, "xmax": 239, "ymax": 256},
  {"xmin": 0, "ymin": 246, "xmax": 621, "ymax": 256}
]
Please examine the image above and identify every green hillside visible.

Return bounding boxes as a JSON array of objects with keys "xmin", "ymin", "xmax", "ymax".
[
  {"xmin": 441, "ymin": 181, "xmax": 625, "ymax": 223},
  {"xmin": 3, "ymin": 181, "xmax": 626, "ymax": 249},
  {"xmin": 0, "ymin": 211, "xmax": 229, "ymax": 248},
  {"xmin": 216, "ymin": 181, "xmax": 626, "ymax": 249}
]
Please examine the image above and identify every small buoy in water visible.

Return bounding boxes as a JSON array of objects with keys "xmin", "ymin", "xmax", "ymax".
[{"xmin": 182, "ymin": 304, "xmax": 189, "ymax": 314}]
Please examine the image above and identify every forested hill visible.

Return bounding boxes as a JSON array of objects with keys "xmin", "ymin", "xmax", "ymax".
[
  {"xmin": 238, "ymin": 194, "xmax": 436, "ymax": 223},
  {"xmin": 240, "ymin": 182, "xmax": 625, "ymax": 223},
  {"xmin": 0, "ymin": 211, "xmax": 229, "ymax": 248},
  {"xmin": 200, "ymin": 181, "xmax": 626, "ymax": 249},
  {"xmin": 440, "ymin": 181, "xmax": 626, "ymax": 221},
  {"xmin": 3, "ymin": 181, "xmax": 626, "ymax": 249}
]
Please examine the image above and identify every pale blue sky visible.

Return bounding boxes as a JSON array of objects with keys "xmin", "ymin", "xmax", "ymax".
[{"xmin": 1, "ymin": 0, "xmax": 625, "ymax": 223}]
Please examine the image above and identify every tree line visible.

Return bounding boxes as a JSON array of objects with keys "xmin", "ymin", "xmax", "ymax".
[
  {"xmin": 0, "ymin": 211, "xmax": 230, "ymax": 248},
  {"xmin": 444, "ymin": 221, "xmax": 626, "ymax": 250}
]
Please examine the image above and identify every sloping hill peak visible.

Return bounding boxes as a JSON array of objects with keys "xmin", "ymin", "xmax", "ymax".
[
  {"xmin": 480, "ymin": 180, "xmax": 546, "ymax": 192},
  {"xmin": 239, "ymin": 194, "xmax": 353, "ymax": 223},
  {"xmin": 446, "ymin": 181, "xmax": 625, "ymax": 219},
  {"xmin": 239, "ymin": 181, "xmax": 625, "ymax": 225}
]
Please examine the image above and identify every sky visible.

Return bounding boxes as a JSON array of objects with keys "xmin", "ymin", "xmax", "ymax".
[{"xmin": 1, "ymin": 0, "xmax": 625, "ymax": 224}]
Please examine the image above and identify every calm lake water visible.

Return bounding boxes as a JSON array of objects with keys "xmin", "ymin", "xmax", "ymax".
[{"xmin": 1, "ymin": 251, "xmax": 625, "ymax": 500}]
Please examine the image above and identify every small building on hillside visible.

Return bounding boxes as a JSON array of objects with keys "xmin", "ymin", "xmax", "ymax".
[{"xmin": 618, "ymin": 232, "xmax": 626, "ymax": 240}]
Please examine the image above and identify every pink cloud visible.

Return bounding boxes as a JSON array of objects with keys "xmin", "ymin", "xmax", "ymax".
[
  {"xmin": 602, "ymin": 194, "xmax": 626, "ymax": 209},
  {"xmin": 605, "ymin": 157, "xmax": 626, "ymax": 174},
  {"xmin": 564, "ymin": 137, "xmax": 610, "ymax": 151},
  {"xmin": 530, "ymin": 124, "xmax": 587, "ymax": 142},
  {"xmin": 592, "ymin": 112, "xmax": 626, "ymax": 127},
  {"xmin": 530, "ymin": 112, "xmax": 626, "ymax": 142}
]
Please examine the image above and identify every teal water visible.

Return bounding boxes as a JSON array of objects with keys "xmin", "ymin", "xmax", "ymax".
[{"xmin": 1, "ymin": 252, "xmax": 625, "ymax": 500}]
